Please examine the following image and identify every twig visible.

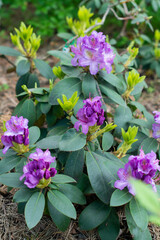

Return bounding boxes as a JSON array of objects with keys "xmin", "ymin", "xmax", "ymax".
[
  {"xmin": 0, "ymin": 55, "xmax": 16, "ymax": 67},
  {"xmin": 110, "ymin": 8, "xmax": 134, "ymax": 20}
]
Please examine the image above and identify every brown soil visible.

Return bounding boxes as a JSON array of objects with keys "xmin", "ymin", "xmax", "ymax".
[{"xmin": 0, "ymin": 38, "xmax": 160, "ymax": 240}]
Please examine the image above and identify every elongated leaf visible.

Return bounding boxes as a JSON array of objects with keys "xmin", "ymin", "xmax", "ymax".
[
  {"xmin": 0, "ymin": 155, "xmax": 21, "ymax": 174},
  {"xmin": 48, "ymin": 190, "xmax": 76, "ymax": 219},
  {"xmin": 0, "ymin": 46, "xmax": 22, "ymax": 56},
  {"xmin": 49, "ymin": 77, "xmax": 82, "ymax": 105},
  {"xmin": 110, "ymin": 189, "xmax": 133, "ymax": 207},
  {"xmin": 59, "ymin": 129, "xmax": 86, "ymax": 152},
  {"xmin": 51, "ymin": 174, "xmax": 76, "ymax": 184},
  {"xmin": 86, "ymin": 151, "xmax": 122, "ymax": 204},
  {"xmin": 125, "ymin": 204, "xmax": 152, "ymax": 240},
  {"xmin": 98, "ymin": 209, "xmax": 120, "ymax": 240},
  {"xmin": 139, "ymin": 138, "xmax": 158, "ymax": 154},
  {"xmin": 29, "ymin": 126, "xmax": 40, "ymax": 145},
  {"xmin": 100, "ymin": 84, "xmax": 126, "ymax": 106},
  {"xmin": 19, "ymin": 99, "xmax": 36, "ymax": 127},
  {"xmin": 129, "ymin": 198, "xmax": 148, "ymax": 230},
  {"xmin": 0, "ymin": 173, "xmax": 24, "ymax": 188},
  {"xmin": 25, "ymin": 192, "xmax": 45, "ymax": 229},
  {"xmin": 36, "ymin": 135, "xmax": 61, "ymax": 149},
  {"xmin": 102, "ymin": 132, "xmax": 114, "ymax": 151},
  {"xmin": 82, "ymin": 73, "xmax": 98, "ymax": 98},
  {"xmin": 34, "ymin": 59, "xmax": 55, "ymax": 80},
  {"xmin": 16, "ymin": 59, "xmax": 30, "ymax": 76},
  {"xmin": 114, "ymin": 106, "xmax": 132, "ymax": 131},
  {"xmin": 99, "ymin": 71, "xmax": 124, "ymax": 90},
  {"xmin": 64, "ymin": 149, "xmax": 85, "ymax": 180},
  {"xmin": 79, "ymin": 200, "xmax": 111, "ymax": 230},
  {"xmin": 14, "ymin": 188, "xmax": 37, "ymax": 203},
  {"xmin": 47, "ymin": 199, "xmax": 70, "ymax": 231},
  {"xmin": 59, "ymin": 184, "xmax": 86, "ymax": 205},
  {"xmin": 48, "ymin": 50, "xmax": 72, "ymax": 65}
]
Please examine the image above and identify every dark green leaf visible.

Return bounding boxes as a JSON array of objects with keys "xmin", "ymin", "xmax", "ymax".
[
  {"xmin": 29, "ymin": 126, "xmax": 40, "ymax": 145},
  {"xmin": 48, "ymin": 50, "xmax": 72, "ymax": 66},
  {"xmin": 79, "ymin": 200, "xmax": 111, "ymax": 230},
  {"xmin": 64, "ymin": 149, "xmax": 85, "ymax": 181},
  {"xmin": 59, "ymin": 129, "xmax": 86, "ymax": 152},
  {"xmin": 114, "ymin": 106, "xmax": 132, "ymax": 131},
  {"xmin": 0, "ymin": 173, "xmax": 24, "ymax": 188},
  {"xmin": 99, "ymin": 71, "xmax": 124, "ymax": 90},
  {"xmin": 82, "ymin": 73, "xmax": 98, "ymax": 98},
  {"xmin": 129, "ymin": 198, "xmax": 148, "ymax": 230},
  {"xmin": 13, "ymin": 188, "xmax": 36, "ymax": 203},
  {"xmin": 102, "ymin": 132, "xmax": 114, "ymax": 151},
  {"xmin": 25, "ymin": 192, "xmax": 45, "ymax": 229},
  {"xmin": 59, "ymin": 184, "xmax": 86, "ymax": 205},
  {"xmin": 49, "ymin": 77, "xmax": 82, "ymax": 105},
  {"xmin": 98, "ymin": 209, "xmax": 120, "ymax": 240},
  {"xmin": 139, "ymin": 138, "xmax": 158, "ymax": 154},
  {"xmin": 0, "ymin": 155, "xmax": 21, "ymax": 174},
  {"xmin": 20, "ymin": 99, "xmax": 36, "ymax": 127},
  {"xmin": 16, "ymin": 59, "xmax": 30, "ymax": 76},
  {"xmin": 52, "ymin": 174, "xmax": 76, "ymax": 184},
  {"xmin": 34, "ymin": 59, "xmax": 55, "ymax": 80},
  {"xmin": 48, "ymin": 190, "xmax": 76, "ymax": 219},
  {"xmin": 36, "ymin": 135, "xmax": 61, "ymax": 149},
  {"xmin": 110, "ymin": 189, "xmax": 133, "ymax": 207},
  {"xmin": 47, "ymin": 199, "xmax": 70, "ymax": 231},
  {"xmin": 0, "ymin": 46, "xmax": 22, "ymax": 56}
]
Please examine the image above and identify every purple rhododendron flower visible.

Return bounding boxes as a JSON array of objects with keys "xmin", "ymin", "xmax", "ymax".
[
  {"xmin": 114, "ymin": 148, "xmax": 160, "ymax": 195},
  {"xmin": 20, "ymin": 148, "xmax": 57, "ymax": 188},
  {"xmin": 71, "ymin": 31, "xmax": 115, "ymax": 75},
  {"xmin": 152, "ymin": 123, "xmax": 160, "ymax": 139},
  {"xmin": 1, "ymin": 116, "xmax": 29, "ymax": 154},
  {"xmin": 74, "ymin": 96, "xmax": 105, "ymax": 135},
  {"xmin": 153, "ymin": 111, "xmax": 160, "ymax": 124}
]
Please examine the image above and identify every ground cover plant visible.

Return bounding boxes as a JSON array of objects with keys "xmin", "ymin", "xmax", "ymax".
[{"xmin": 0, "ymin": 13, "xmax": 160, "ymax": 240}]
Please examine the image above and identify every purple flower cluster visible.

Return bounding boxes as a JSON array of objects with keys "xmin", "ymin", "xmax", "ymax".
[
  {"xmin": 1, "ymin": 116, "xmax": 29, "ymax": 154},
  {"xmin": 71, "ymin": 31, "xmax": 115, "ymax": 75},
  {"xmin": 114, "ymin": 148, "xmax": 160, "ymax": 195},
  {"xmin": 74, "ymin": 96, "xmax": 105, "ymax": 135},
  {"xmin": 20, "ymin": 148, "xmax": 57, "ymax": 188},
  {"xmin": 152, "ymin": 111, "xmax": 160, "ymax": 139}
]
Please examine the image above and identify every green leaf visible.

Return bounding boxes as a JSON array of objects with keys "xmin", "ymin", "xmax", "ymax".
[
  {"xmin": 86, "ymin": 151, "xmax": 122, "ymax": 204},
  {"xmin": 48, "ymin": 50, "xmax": 72, "ymax": 66},
  {"xmin": 79, "ymin": 200, "xmax": 111, "ymax": 230},
  {"xmin": 100, "ymin": 84, "xmax": 126, "ymax": 106},
  {"xmin": 16, "ymin": 59, "xmax": 30, "ymax": 76},
  {"xmin": 64, "ymin": 149, "xmax": 85, "ymax": 181},
  {"xmin": 51, "ymin": 174, "xmax": 76, "ymax": 184},
  {"xmin": 13, "ymin": 188, "xmax": 37, "ymax": 203},
  {"xmin": 59, "ymin": 184, "xmax": 86, "ymax": 205},
  {"xmin": 16, "ymin": 73, "xmax": 30, "ymax": 98},
  {"xmin": 49, "ymin": 77, "xmax": 82, "ymax": 105},
  {"xmin": 34, "ymin": 59, "xmax": 55, "ymax": 80},
  {"xmin": 110, "ymin": 189, "xmax": 133, "ymax": 207},
  {"xmin": 114, "ymin": 106, "xmax": 132, "ymax": 131},
  {"xmin": 29, "ymin": 126, "xmax": 40, "ymax": 145},
  {"xmin": 0, "ymin": 149, "xmax": 16, "ymax": 158},
  {"xmin": 25, "ymin": 192, "xmax": 45, "ymax": 229},
  {"xmin": 129, "ymin": 198, "xmax": 148, "ymax": 230},
  {"xmin": 57, "ymin": 32, "xmax": 74, "ymax": 40},
  {"xmin": 82, "ymin": 73, "xmax": 98, "ymax": 98},
  {"xmin": 0, "ymin": 173, "xmax": 24, "ymax": 188},
  {"xmin": 36, "ymin": 135, "xmax": 61, "ymax": 149},
  {"xmin": 125, "ymin": 204, "xmax": 152, "ymax": 240},
  {"xmin": 20, "ymin": 99, "xmax": 36, "ymax": 127},
  {"xmin": 47, "ymin": 199, "xmax": 70, "ymax": 231},
  {"xmin": 40, "ymin": 102, "xmax": 51, "ymax": 114},
  {"xmin": 0, "ymin": 46, "xmax": 22, "ymax": 56},
  {"xmin": 48, "ymin": 190, "xmax": 76, "ymax": 219},
  {"xmin": 102, "ymin": 132, "xmax": 114, "ymax": 151},
  {"xmin": 99, "ymin": 71, "xmax": 124, "ymax": 90},
  {"xmin": 59, "ymin": 129, "xmax": 86, "ymax": 152},
  {"xmin": 61, "ymin": 65, "xmax": 82, "ymax": 77},
  {"xmin": 139, "ymin": 138, "xmax": 158, "ymax": 154},
  {"xmin": 0, "ymin": 155, "xmax": 21, "ymax": 174},
  {"xmin": 98, "ymin": 209, "xmax": 120, "ymax": 240}
]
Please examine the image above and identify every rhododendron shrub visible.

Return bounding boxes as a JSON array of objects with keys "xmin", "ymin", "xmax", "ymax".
[{"xmin": 0, "ymin": 24, "xmax": 160, "ymax": 239}]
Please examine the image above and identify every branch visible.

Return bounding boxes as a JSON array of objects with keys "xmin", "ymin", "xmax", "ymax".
[
  {"xmin": 110, "ymin": 8, "xmax": 134, "ymax": 20},
  {"xmin": 0, "ymin": 55, "xmax": 16, "ymax": 67}
]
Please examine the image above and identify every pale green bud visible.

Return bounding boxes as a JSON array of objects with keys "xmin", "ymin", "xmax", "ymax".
[
  {"xmin": 57, "ymin": 92, "xmax": 79, "ymax": 113},
  {"xmin": 154, "ymin": 48, "xmax": 160, "ymax": 59},
  {"xmin": 53, "ymin": 66, "xmax": 65, "ymax": 80},
  {"xmin": 155, "ymin": 29, "xmax": 160, "ymax": 42}
]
